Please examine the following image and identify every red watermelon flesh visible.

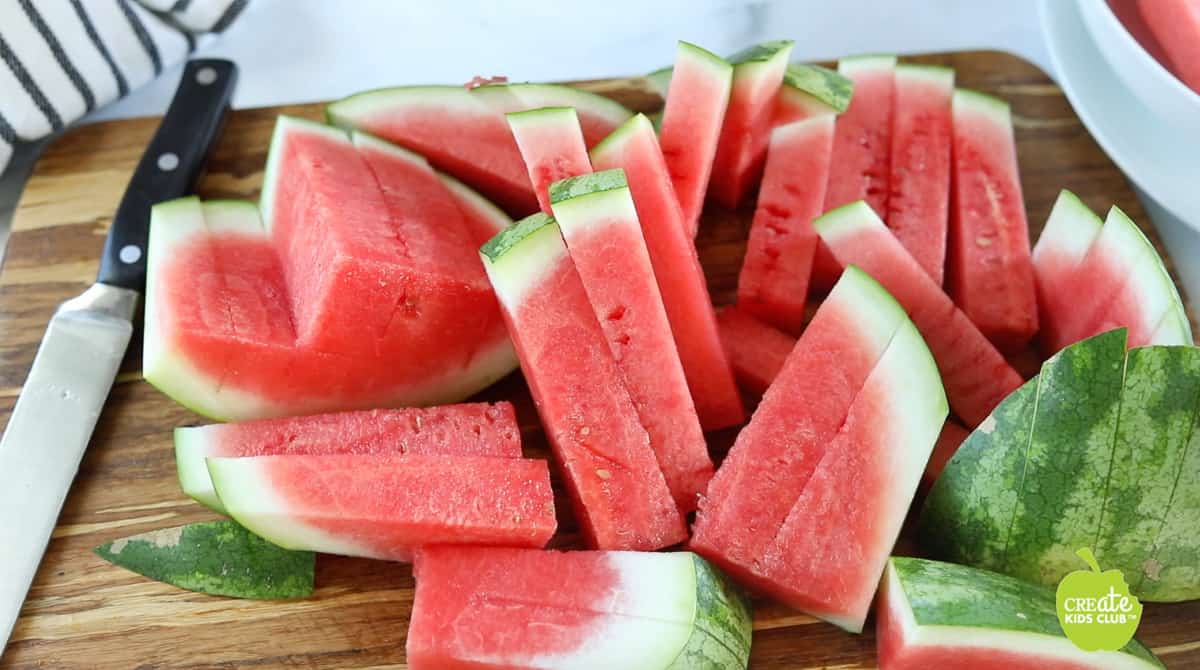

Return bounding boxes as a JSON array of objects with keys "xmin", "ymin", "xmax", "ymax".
[
  {"xmin": 508, "ymin": 107, "xmax": 593, "ymax": 214},
  {"xmin": 947, "ymin": 89, "xmax": 1039, "ymax": 352},
  {"xmin": 1136, "ymin": 0, "xmax": 1200, "ymax": 94},
  {"xmin": 658, "ymin": 41, "xmax": 733, "ymax": 236},
  {"xmin": 921, "ymin": 420, "xmax": 971, "ymax": 493},
  {"xmin": 175, "ymin": 402, "xmax": 522, "ymax": 511},
  {"xmin": 326, "ymin": 84, "xmax": 632, "ymax": 215},
  {"xmin": 737, "ymin": 115, "xmax": 835, "ymax": 334},
  {"xmin": 824, "ymin": 55, "xmax": 896, "ymax": 217},
  {"xmin": 591, "ymin": 114, "xmax": 745, "ymax": 430},
  {"xmin": 716, "ymin": 305, "xmax": 796, "ymax": 396},
  {"xmin": 1109, "ymin": 0, "xmax": 1175, "ymax": 71},
  {"xmin": 208, "ymin": 454, "xmax": 557, "ymax": 562},
  {"xmin": 759, "ymin": 317, "xmax": 946, "ymax": 632},
  {"xmin": 708, "ymin": 41, "xmax": 794, "ymax": 209},
  {"xmin": 814, "ymin": 201, "xmax": 1023, "ymax": 427},
  {"xmin": 1032, "ymin": 190, "xmax": 1104, "ymax": 354},
  {"xmin": 183, "ymin": 402, "xmax": 520, "ymax": 459},
  {"xmin": 692, "ymin": 268, "xmax": 907, "ymax": 591},
  {"xmin": 887, "ymin": 65, "xmax": 954, "ymax": 286},
  {"xmin": 551, "ymin": 170, "xmax": 713, "ymax": 514},
  {"xmin": 262, "ymin": 122, "xmax": 501, "ymax": 360},
  {"xmin": 481, "ymin": 214, "xmax": 686, "ymax": 550}
]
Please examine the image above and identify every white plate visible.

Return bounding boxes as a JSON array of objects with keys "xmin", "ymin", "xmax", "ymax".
[{"xmin": 1040, "ymin": 0, "xmax": 1200, "ymax": 230}]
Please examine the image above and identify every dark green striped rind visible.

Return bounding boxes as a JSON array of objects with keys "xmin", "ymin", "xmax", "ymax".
[
  {"xmin": 783, "ymin": 63, "xmax": 853, "ymax": 112},
  {"xmin": 94, "ymin": 521, "xmax": 315, "ymax": 599},
  {"xmin": 1003, "ymin": 328, "xmax": 1128, "ymax": 585},
  {"xmin": 668, "ymin": 554, "xmax": 753, "ymax": 670},
  {"xmin": 549, "ymin": 168, "xmax": 628, "ymax": 205},
  {"xmin": 726, "ymin": 40, "xmax": 794, "ymax": 66},
  {"xmin": 890, "ymin": 557, "xmax": 1163, "ymax": 667},
  {"xmin": 918, "ymin": 377, "xmax": 1038, "ymax": 568},
  {"xmin": 479, "ymin": 212, "xmax": 556, "ymax": 262},
  {"xmin": 1098, "ymin": 345, "xmax": 1200, "ymax": 601},
  {"xmin": 921, "ymin": 331, "xmax": 1200, "ymax": 601}
]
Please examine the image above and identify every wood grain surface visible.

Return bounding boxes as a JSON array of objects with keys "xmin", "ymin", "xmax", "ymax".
[{"xmin": 2, "ymin": 51, "xmax": 1198, "ymax": 669}]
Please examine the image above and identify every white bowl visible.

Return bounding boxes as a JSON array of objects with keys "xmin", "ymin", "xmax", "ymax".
[
  {"xmin": 1075, "ymin": 0, "xmax": 1200, "ymax": 136},
  {"xmin": 1041, "ymin": 0, "xmax": 1200, "ymax": 230}
]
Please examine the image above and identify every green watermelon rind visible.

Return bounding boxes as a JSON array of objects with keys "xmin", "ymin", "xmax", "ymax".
[
  {"xmin": 325, "ymin": 83, "xmax": 632, "ymax": 135},
  {"xmin": 646, "ymin": 65, "xmax": 674, "ymax": 98},
  {"xmin": 94, "ymin": 520, "xmax": 316, "ymax": 600},
  {"xmin": 666, "ymin": 554, "xmax": 754, "ymax": 669},
  {"xmin": 920, "ymin": 331, "xmax": 1200, "ymax": 602},
  {"xmin": 1098, "ymin": 345, "xmax": 1200, "ymax": 602},
  {"xmin": 549, "ymin": 167, "xmax": 628, "ymax": 205},
  {"xmin": 479, "ymin": 213, "xmax": 570, "ymax": 311},
  {"xmin": 783, "ymin": 63, "xmax": 854, "ymax": 113},
  {"xmin": 175, "ymin": 425, "xmax": 227, "ymax": 513},
  {"xmin": 726, "ymin": 40, "xmax": 795, "ymax": 67},
  {"xmin": 1001, "ymin": 328, "xmax": 1129, "ymax": 585},
  {"xmin": 886, "ymin": 557, "xmax": 1164, "ymax": 669}
]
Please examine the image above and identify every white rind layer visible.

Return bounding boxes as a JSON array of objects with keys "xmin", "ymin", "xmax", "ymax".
[
  {"xmin": 480, "ymin": 215, "xmax": 571, "ymax": 312},
  {"xmin": 174, "ymin": 424, "xmax": 226, "ymax": 512},
  {"xmin": 1032, "ymin": 189, "xmax": 1103, "ymax": 267},
  {"xmin": 207, "ymin": 456, "xmax": 377, "ymax": 558}
]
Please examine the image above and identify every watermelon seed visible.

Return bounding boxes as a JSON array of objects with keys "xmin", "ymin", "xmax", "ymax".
[
  {"xmin": 607, "ymin": 305, "xmax": 627, "ymax": 321},
  {"xmin": 975, "ymin": 236, "xmax": 994, "ymax": 247},
  {"xmin": 596, "ymin": 469, "xmax": 612, "ymax": 480}
]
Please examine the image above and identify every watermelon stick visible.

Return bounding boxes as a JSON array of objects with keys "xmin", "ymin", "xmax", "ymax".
[
  {"xmin": 946, "ymin": 88, "xmax": 1039, "ymax": 353},
  {"xmin": 887, "ymin": 64, "xmax": 954, "ymax": 286},
  {"xmin": 407, "ymin": 547, "xmax": 753, "ymax": 669},
  {"xmin": 591, "ymin": 114, "xmax": 745, "ymax": 430},
  {"xmin": 551, "ymin": 170, "xmax": 713, "ymax": 513},
  {"xmin": 480, "ymin": 213, "xmax": 687, "ymax": 550},
  {"xmin": 736, "ymin": 115, "xmax": 836, "ymax": 334},
  {"xmin": 507, "ymin": 107, "xmax": 592, "ymax": 215},
  {"xmin": 656, "ymin": 41, "xmax": 733, "ymax": 236},
  {"xmin": 707, "ymin": 40, "xmax": 794, "ymax": 209}
]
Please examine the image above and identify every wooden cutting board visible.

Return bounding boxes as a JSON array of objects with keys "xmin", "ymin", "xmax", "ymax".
[{"xmin": 2, "ymin": 50, "xmax": 1198, "ymax": 669}]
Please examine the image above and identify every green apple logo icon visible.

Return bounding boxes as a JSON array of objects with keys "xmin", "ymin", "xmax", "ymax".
[{"xmin": 1056, "ymin": 547, "xmax": 1143, "ymax": 651}]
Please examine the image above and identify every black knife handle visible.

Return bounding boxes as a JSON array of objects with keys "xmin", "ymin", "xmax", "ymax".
[{"xmin": 97, "ymin": 59, "xmax": 238, "ymax": 291}]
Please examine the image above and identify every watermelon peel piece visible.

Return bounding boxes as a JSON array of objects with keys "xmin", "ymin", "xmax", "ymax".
[
  {"xmin": 920, "ymin": 329, "xmax": 1200, "ymax": 602},
  {"xmin": 94, "ymin": 520, "xmax": 315, "ymax": 600},
  {"xmin": 878, "ymin": 556, "xmax": 1164, "ymax": 670}
]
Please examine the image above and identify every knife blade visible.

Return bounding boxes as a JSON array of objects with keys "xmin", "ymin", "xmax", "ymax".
[{"xmin": 0, "ymin": 59, "xmax": 237, "ymax": 652}]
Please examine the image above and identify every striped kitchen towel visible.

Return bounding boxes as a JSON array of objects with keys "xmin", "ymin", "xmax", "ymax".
[{"xmin": 0, "ymin": 0, "xmax": 247, "ymax": 174}]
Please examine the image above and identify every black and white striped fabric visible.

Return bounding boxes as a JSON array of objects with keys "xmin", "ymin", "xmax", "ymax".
[{"xmin": 0, "ymin": 0, "xmax": 247, "ymax": 173}]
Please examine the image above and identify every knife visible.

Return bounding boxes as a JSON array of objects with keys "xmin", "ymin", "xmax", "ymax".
[{"xmin": 0, "ymin": 59, "xmax": 237, "ymax": 652}]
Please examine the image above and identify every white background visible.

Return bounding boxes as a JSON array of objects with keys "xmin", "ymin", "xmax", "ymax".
[
  {"xmin": 91, "ymin": 0, "xmax": 1051, "ymax": 120},
  {"xmin": 24, "ymin": 0, "xmax": 1200, "ymax": 305}
]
